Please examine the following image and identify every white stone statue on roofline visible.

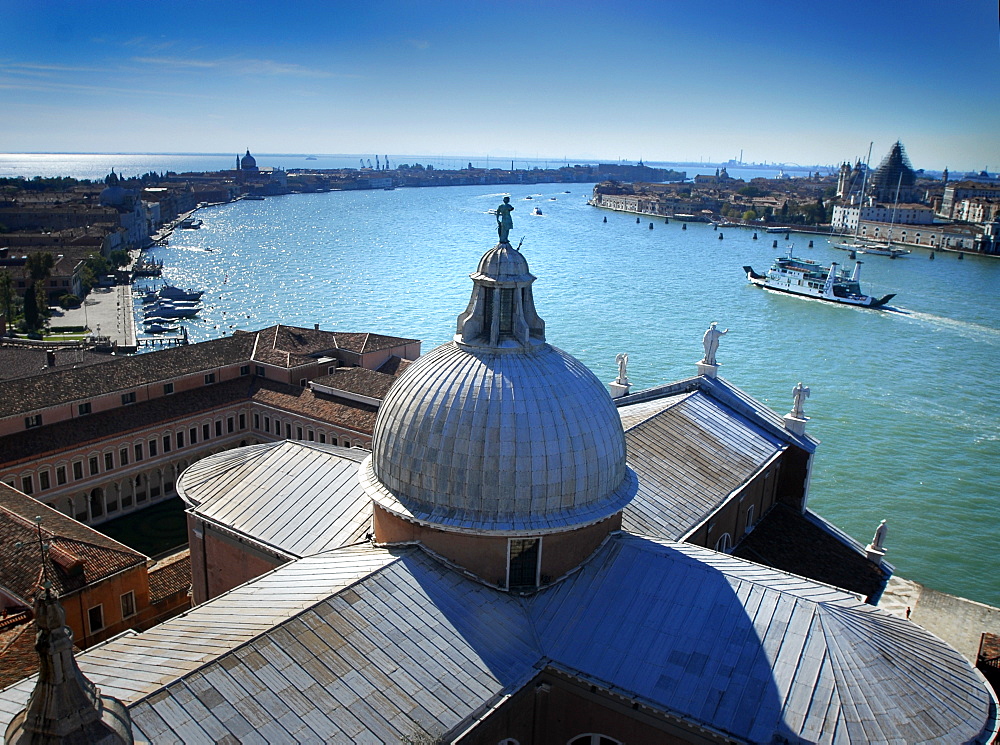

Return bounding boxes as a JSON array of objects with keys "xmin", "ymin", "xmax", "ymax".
[
  {"xmin": 791, "ymin": 382, "xmax": 810, "ymax": 419},
  {"xmin": 871, "ymin": 519, "xmax": 888, "ymax": 552},
  {"xmin": 615, "ymin": 353, "xmax": 630, "ymax": 386},
  {"xmin": 701, "ymin": 322, "xmax": 728, "ymax": 366}
]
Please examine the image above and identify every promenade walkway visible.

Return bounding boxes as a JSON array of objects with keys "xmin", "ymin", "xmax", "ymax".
[
  {"xmin": 50, "ymin": 282, "xmax": 136, "ymax": 351},
  {"xmin": 878, "ymin": 576, "xmax": 1000, "ymax": 666}
]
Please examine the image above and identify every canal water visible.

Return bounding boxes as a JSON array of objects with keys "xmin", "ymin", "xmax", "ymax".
[{"xmin": 141, "ymin": 185, "xmax": 999, "ymax": 605}]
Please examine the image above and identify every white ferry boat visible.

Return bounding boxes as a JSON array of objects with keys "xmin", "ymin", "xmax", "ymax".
[{"xmin": 743, "ymin": 250, "xmax": 895, "ymax": 308}]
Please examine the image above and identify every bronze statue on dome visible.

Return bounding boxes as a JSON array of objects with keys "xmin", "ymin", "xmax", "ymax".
[{"xmin": 496, "ymin": 196, "xmax": 514, "ymax": 243}]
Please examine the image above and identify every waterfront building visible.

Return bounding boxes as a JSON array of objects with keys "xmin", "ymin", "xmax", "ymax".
[
  {"xmin": 0, "ymin": 326, "xmax": 419, "ymax": 528},
  {"xmin": 941, "ymin": 180, "xmax": 1000, "ymax": 219},
  {"xmin": 831, "ymin": 202, "xmax": 937, "ymax": 232},
  {"xmin": 3, "ymin": 233, "xmax": 993, "ymax": 743}
]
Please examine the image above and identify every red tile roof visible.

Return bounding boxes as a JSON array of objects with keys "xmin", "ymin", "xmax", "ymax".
[
  {"xmin": 148, "ymin": 550, "xmax": 191, "ymax": 604},
  {"xmin": 0, "ymin": 483, "xmax": 146, "ymax": 603}
]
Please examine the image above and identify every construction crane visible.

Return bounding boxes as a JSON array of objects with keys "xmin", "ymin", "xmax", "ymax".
[{"xmin": 367, "ymin": 159, "xmax": 373, "ymax": 169}]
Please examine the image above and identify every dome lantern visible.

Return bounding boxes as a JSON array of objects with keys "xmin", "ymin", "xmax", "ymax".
[{"xmin": 361, "ymin": 232, "xmax": 636, "ymax": 590}]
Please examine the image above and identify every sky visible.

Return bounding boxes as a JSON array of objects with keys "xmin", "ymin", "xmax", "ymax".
[{"xmin": 1, "ymin": 0, "xmax": 998, "ymax": 171}]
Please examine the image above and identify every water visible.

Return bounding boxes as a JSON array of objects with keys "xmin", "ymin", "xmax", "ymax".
[
  {"xmin": 0, "ymin": 153, "xmax": 816, "ymax": 182},
  {"xmin": 4, "ymin": 153, "xmax": 995, "ymax": 604},
  {"xmin": 134, "ymin": 184, "xmax": 1000, "ymax": 607}
]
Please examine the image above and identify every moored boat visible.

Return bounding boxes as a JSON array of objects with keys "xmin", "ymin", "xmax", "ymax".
[
  {"xmin": 743, "ymin": 249, "xmax": 895, "ymax": 308},
  {"xmin": 158, "ymin": 285, "xmax": 204, "ymax": 302}
]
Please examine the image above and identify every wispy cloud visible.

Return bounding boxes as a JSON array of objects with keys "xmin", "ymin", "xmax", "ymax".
[
  {"xmin": 0, "ymin": 62, "xmax": 107, "ymax": 76},
  {"xmin": 408, "ymin": 39, "xmax": 431, "ymax": 50},
  {"xmin": 0, "ymin": 76, "xmax": 218, "ymax": 101},
  {"xmin": 131, "ymin": 55, "xmax": 347, "ymax": 79}
]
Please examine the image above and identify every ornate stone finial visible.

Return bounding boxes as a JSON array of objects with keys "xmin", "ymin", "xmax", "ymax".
[
  {"xmin": 790, "ymin": 382, "xmax": 810, "ymax": 419},
  {"xmin": 700, "ymin": 322, "xmax": 728, "ymax": 367},
  {"xmin": 496, "ymin": 196, "xmax": 514, "ymax": 243},
  {"xmin": 615, "ymin": 353, "xmax": 630, "ymax": 386},
  {"xmin": 4, "ymin": 519, "xmax": 134, "ymax": 745}
]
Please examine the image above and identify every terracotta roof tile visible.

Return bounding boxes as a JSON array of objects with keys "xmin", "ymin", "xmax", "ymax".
[
  {"xmin": 0, "ymin": 619, "xmax": 41, "ymax": 690},
  {"xmin": 331, "ymin": 332, "xmax": 418, "ymax": 354},
  {"xmin": 311, "ymin": 366, "xmax": 398, "ymax": 399},
  {"xmin": 0, "ymin": 483, "xmax": 146, "ymax": 603},
  {"xmin": 0, "ymin": 348, "xmax": 114, "ymax": 382},
  {"xmin": 375, "ymin": 356, "xmax": 412, "ymax": 376},
  {"xmin": 148, "ymin": 550, "xmax": 191, "ymax": 604},
  {"xmin": 0, "ymin": 334, "xmax": 256, "ymax": 418},
  {"xmin": 251, "ymin": 379, "xmax": 378, "ymax": 435}
]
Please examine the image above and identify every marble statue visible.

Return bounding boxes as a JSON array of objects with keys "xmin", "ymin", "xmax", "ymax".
[
  {"xmin": 791, "ymin": 382, "xmax": 810, "ymax": 419},
  {"xmin": 871, "ymin": 519, "xmax": 888, "ymax": 551},
  {"xmin": 701, "ymin": 322, "xmax": 728, "ymax": 366},
  {"xmin": 615, "ymin": 353, "xmax": 629, "ymax": 386},
  {"xmin": 496, "ymin": 196, "xmax": 514, "ymax": 242}
]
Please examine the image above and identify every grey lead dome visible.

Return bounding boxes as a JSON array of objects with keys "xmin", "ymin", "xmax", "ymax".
[{"xmin": 362, "ymin": 240, "xmax": 635, "ymax": 533}]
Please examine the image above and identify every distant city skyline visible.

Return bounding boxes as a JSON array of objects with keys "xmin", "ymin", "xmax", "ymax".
[{"xmin": 2, "ymin": 0, "xmax": 998, "ymax": 172}]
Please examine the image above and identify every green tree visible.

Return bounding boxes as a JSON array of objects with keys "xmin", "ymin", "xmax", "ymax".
[
  {"xmin": 34, "ymin": 280, "xmax": 50, "ymax": 325},
  {"xmin": 26, "ymin": 252, "xmax": 54, "ymax": 282},
  {"xmin": 80, "ymin": 253, "xmax": 111, "ymax": 292},
  {"xmin": 0, "ymin": 270, "xmax": 15, "ymax": 326},
  {"xmin": 23, "ymin": 285, "xmax": 38, "ymax": 330},
  {"xmin": 742, "ymin": 209, "xmax": 758, "ymax": 221},
  {"xmin": 108, "ymin": 249, "xmax": 130, "ymax": 268}
]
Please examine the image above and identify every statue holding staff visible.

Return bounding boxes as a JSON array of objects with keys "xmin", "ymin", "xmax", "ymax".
[
  {"xmin": 791, "ymin": 382, "xmax": 810, "ymax": 419},
  {"xmin": 701, "ymin": 322, "xmax": 728, "ymax": 366},
  {"xmin": 496, "ymin": 196, "xmax": 514, "ymax": 243}
]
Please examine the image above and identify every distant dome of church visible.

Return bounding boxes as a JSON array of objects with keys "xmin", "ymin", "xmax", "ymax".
[
  {"xmin": 361, "ymin": 239, "xmax": 634, "ymax": 533},
  {"xmin": 99, "ymin": 170, "xmax": 126, "ymax": 206},
  {"xmin": 240, "ymin": 149, "xmax": 257, "ymax": 170}
]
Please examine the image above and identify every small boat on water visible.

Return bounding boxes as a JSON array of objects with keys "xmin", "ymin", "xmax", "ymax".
[
  {"xmin": 159, "ymin": 285, "xmax": 204, "ymax": 302},
  {"xmin": 744, "ymin": 249, "xmax": 895, "ymax": 308},
  {"xmin": 179, "ymin": 218, "xmax": 203, "ymax": 229},
  {"xmin": 243, "ymin": 194, "xmax": 265, "ymax": 201},
  {"xmin": 144, "ymin": 302, "xmax": 201, "ymax": 318},
  {"xmin": 532, "ymin": 207, "xmax": 543, "ymax": 216},
  {"xmin": 143, "ymin": 322, "xmax": 179, "ymax": 334},
  {"xmin": 831, "ymin": 239, "xmax": 910, "ymax": 258}
]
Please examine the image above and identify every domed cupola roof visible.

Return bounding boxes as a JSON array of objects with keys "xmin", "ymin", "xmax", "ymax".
[
  {"xmin": 360, "ymin": 238, "xmax": 636, "ymax": 534},
  {"xmin": 99, "ymin": 170, "xmax": 126, "ymax": 206},
  {"xmin": 240, "ymin": 149, "xmax": 257, "ymax": 170}
]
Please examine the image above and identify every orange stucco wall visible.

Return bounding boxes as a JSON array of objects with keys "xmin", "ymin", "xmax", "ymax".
[
  {"xmin": 188, "ymin": 514, "xmax": 287, "ymax": 604},
  {"xmin": 374, "ymin": 505, "xmax": 620, "ymax": 588}
]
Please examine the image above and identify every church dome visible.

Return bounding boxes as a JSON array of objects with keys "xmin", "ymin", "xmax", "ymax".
[
  {"xmin": 240, "ymin": 149, "xmax": 257, "ymax": 170},
  {"xmin": 361, "ymin": 240, "xmax": 635, "ymax": 534}
]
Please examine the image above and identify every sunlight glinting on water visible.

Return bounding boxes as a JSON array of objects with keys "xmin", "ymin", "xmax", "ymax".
[{"xmin": 146, "ymin": 184, "xmax": 999, "ymax": 605}]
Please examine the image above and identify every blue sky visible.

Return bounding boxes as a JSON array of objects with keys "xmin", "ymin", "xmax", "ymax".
[{"xmin": 2, "ymin": 0, "xmax": 997, "ymax": 171}]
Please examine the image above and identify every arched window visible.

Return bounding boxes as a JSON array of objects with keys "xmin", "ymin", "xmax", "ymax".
[
  {"xmin": 715, "ymin": 533, "xmax": 732, "ymax": 553},
  {"xmin": 89, "ymin": 487, "xmax": 104, "ymax": 519}
]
